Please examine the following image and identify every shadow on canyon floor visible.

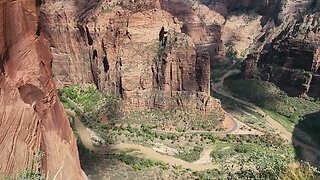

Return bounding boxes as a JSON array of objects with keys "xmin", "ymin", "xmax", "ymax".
[{"xmin": 293, "ymin": 111, "xmax": 320, "ymax": 166}]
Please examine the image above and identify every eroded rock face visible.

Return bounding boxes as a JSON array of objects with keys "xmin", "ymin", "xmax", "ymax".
[
  {"xmin": 161, "ymin": 0, "xmax": 225, "ymax": 61},
  {"xmin": 0, "ymin": 0, "xmax": 85, "ymax": 178},
  {"xmin": 242, "ymin": 0, "xmax": 320, "ymax": 97},
  {"xmin": 39, "ymin": 0, "xmax": 224, "ymax": 113}
]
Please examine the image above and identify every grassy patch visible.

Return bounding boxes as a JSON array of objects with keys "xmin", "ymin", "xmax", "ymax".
[
  {"xmin": 59, "ymin": 85, "xmax": 121, "ymax": 122},
  {"xmin": 264, "ymin": 109, "xmax": 294, "ymax": 132},
  {"xmin": 228, "ymin": 147, "xmax": 294, "ymax": 180}
]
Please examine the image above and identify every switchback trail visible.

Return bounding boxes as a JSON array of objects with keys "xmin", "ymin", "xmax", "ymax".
[
  {"xmin": 73, "ymin": 116, "xmax": 219, "ymax": 171},
  {"xmin": 212, "ymin": 69, "xmax": 320, "ymax": 158},
  {"xmin": 211, "ymin": 69, "xmax": 291, "ymax": 142}
]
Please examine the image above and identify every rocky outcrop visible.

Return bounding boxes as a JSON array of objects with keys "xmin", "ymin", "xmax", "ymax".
[
  {"xmin": 242, "ymin": 0, "xmax": 320, "ymax": 97},
  {"xmin": 203, "ymin": 0, "xmax": 282, "ymax": 22},
  {"xmin": 161, "ymin": 0, "xmax": 225, "ymax": 61},
  {"xmin": 39, "ymin": 0, "xmax": 224, "ymax": 113},
  {"xmin": 200, "ymin": 0, "xmax": 283, "ymax": 60},
  {"xmin": 0, "ymin": 0, "xmax": 85, "ymax": 179}
]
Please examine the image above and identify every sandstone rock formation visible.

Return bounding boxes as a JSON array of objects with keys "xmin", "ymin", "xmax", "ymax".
[
  {"xmin": 0, "ymin": 0, "xmax": 85, "ymax": 179},
  {"xmin": 241, "ymin": 0, "xmax": 320, "ymax": 97},
  {"xmin": 39, "ymin": 0, "xmax": 225, "ymax": 113},
  {"xmin": 161, "ymin": 0, "xmax": 225, "ymax": 61}
]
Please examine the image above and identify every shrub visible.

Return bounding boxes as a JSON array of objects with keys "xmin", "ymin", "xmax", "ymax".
[
  {"xmin": 282, "ymin": 162, "xmax": 320, "ymax": 180},
  {"xmin": 115, "ymin": 153, "xmax": 168, "ymax": 171},
  {"xmin": 176, "ymin": 146, "xmax": 203, "ymax": 162},
  {"xmin": 59, "ymin": 85, "xmax": 122, "ymax": 122}
]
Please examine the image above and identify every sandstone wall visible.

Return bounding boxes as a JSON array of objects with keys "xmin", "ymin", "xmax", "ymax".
[
  {"xmin": 241, "ymin": 0, "xmax": 320, "ymax": 97},
  {"xmin": 40, "ymin": 0, "xmax": 225, "ymax": 112},
  {"xmin": 0, "ymin": 0, "xmax": 85, "ymax": 178}
]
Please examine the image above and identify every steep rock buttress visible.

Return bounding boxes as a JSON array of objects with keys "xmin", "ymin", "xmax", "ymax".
[{"xmin": 0, "ymin": 0, "xmax": 85, "ymax": 179}]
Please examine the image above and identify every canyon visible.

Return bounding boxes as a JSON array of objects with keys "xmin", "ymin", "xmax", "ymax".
[{"xmin": 0, "ymin": 0, "xmax": 320, "ymax": 179}]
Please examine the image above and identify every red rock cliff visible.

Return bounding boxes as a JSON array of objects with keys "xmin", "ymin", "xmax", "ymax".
[
  {"xmin": 39, "ymin": 0, "xmax": 224, "ymax": 113},
  {"xmin": 241, "ymin": 0, "xmax": 320, "ymax": 97},
  {"xmin": 0, "ymin": 0, "xmax": 85, "ymax": 179}
]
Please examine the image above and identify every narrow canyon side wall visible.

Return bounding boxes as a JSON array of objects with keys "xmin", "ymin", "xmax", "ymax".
[
  {"xmin": 242, "ymin": 0, "xmax": 320, "ymax": 97},
  {"xmin": 0, "ymin": 0, "xmax": 85, "ymax": 179}
]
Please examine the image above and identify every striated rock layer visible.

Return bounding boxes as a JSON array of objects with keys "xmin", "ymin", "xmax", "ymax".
[
  {"xmin": 0, "ymin": 0, "xmax": 85, "ymax": 179},
  {"xmin": 241, "ymin": 0, "xmax": 320, "ymax": 97},
  {"xmin": 39, "ymin": 0, "xmax": 225, "ymax": 113}
]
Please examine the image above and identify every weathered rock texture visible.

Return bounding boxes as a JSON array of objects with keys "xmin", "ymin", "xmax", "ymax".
[
  {"xmin": 161, "ymin": 0, "xmax": 225, "ymax": 61},
  {"xmin": 241, "ymin": 0, "xmax": 320, "ymax": 97},
  {"xmin": 39, "ymin": 0, "xmax": 225, "ymax": 113},
  {"xmin": 0, "ymin": 0, "xmax": 85, "ymax": 179}
]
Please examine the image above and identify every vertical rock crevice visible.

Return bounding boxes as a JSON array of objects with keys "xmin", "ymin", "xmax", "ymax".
[{"xmin": 0, "ymin": 0, "xmax": 86, "ymax": 179}]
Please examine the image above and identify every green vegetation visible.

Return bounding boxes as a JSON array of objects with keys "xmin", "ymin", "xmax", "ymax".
[
  {"xmin": 282, "ymin": 162, "xmax": 320, "ymax": 180},
  {"xmin": 1, "ymin": 151, "xmax": 46, "ymax": 180},
  {"xmin": 157, "ymin": 45, "xmax": 166, "ymax": 57},
  {"xmin": 210, "ymin": 143, "xmax": 256, "ymax": 162},
  {"xmin": 211, "ymin": 91, "xmax": 246, "ymax": 111},
  {"xmin": 224, "ymin": 75, "xmax": 320, "ymax": 125},
  {"xmin": 112, "ymin": 150, "xmax": 169, "ymax": 171},
  {"xmin": 118, "ymin": 108, "xmax": 224, "ymax": 132},
  {"xmin": 225, "ymin": 41, "xmax": 246, "ymax": 63},
  {"xmin": 192, "ymin": 170, "xmax": 225, "ymax": 180},
  {"xmin": 226, "ymin": 146, "xmax": 295, "ymax": 180},
  {"xmin": 59, "ymin": 85, "xmax": 121, "ymax": 122},
  {"xmin": 176, "ymin": 146, "xmax": 203, "ymax": 162},
  {"xmin": 264, "ymin": 109, "xmax": 294, "ymax": 132},
  {"xmin": 193, "ymin": 160, "xmax": 320, "ymax": 180},
  {"xmin": 211, "ymin": 61, "xmax": 236, "ymax": 83},
  {"xmin": 58, "ymin": 82, "xmax": 320, "ymax": 179},
  {"xmin": 15, "ymin": 169, "xmax": 43, "ymax": 180}
]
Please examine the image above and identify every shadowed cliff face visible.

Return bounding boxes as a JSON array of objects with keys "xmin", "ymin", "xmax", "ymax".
[
  {"xmin": 241, "ymin": 0, "xmax": 320, "ymax": 97},
  {"xmin": 293, "ymin": 111, "xmax": 320, "ymax": 165},
  {"xmin": 0, "ymin": 0, "xmax": 85, "ymax": 178}
]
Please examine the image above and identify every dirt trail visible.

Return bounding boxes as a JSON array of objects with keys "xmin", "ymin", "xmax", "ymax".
[
  {"xmin": 212, "ymin": 70, "xmax": 320, "ymax": 159},
  {"xmin": 211, "ymin": 70, "xmax": 291, "ymax": 143},
  {"xmin": 194, "ymin": 148, "xmax": 212, "ymax": 164},
  {"xmin": 111, "ymin": 144, "xmax": 218, "ymax": 171},
  {"xmin": 73, "ymin": 117, "xmax": 219, "ymax": 171}
]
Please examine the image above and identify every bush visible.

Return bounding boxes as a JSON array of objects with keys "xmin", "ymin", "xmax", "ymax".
[
  {"xmin": 229, "ymin": 147, "xmax": 294, "ymax": 180},
  {"xmin": 16, "ymin": 169, "xmax": 42, "ymax": 180},
  {"xmin": 234, "ymin": 145, "xmax": 253, "ymax": 153},
  {"xmin": 59, "ymin": 85, "xmax": 121, "ymax": 122},
  {"xmin": 282, "ymin": 162, "xmax": 320, "ymax": 180},
  {"xmin": 176, "ymin": 146, "xmax": 203, "ymax": 162},
  {"xmin": 115, "ymin": 153, "xmax": 168, "ymax": 171}
]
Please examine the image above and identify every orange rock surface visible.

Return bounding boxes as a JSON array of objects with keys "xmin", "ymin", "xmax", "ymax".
[{"xmin": 0, "ymin": 0, "xmax": 85, "ymax": 179}]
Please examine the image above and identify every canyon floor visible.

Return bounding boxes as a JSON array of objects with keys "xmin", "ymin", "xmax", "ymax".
[
  {"xmin": 1, "ymin": 0, "xmax": 320, "ymax": 179},
  {"xmin": 58, "ymin": 62, "xmax": 319, "ymax": 179}
]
